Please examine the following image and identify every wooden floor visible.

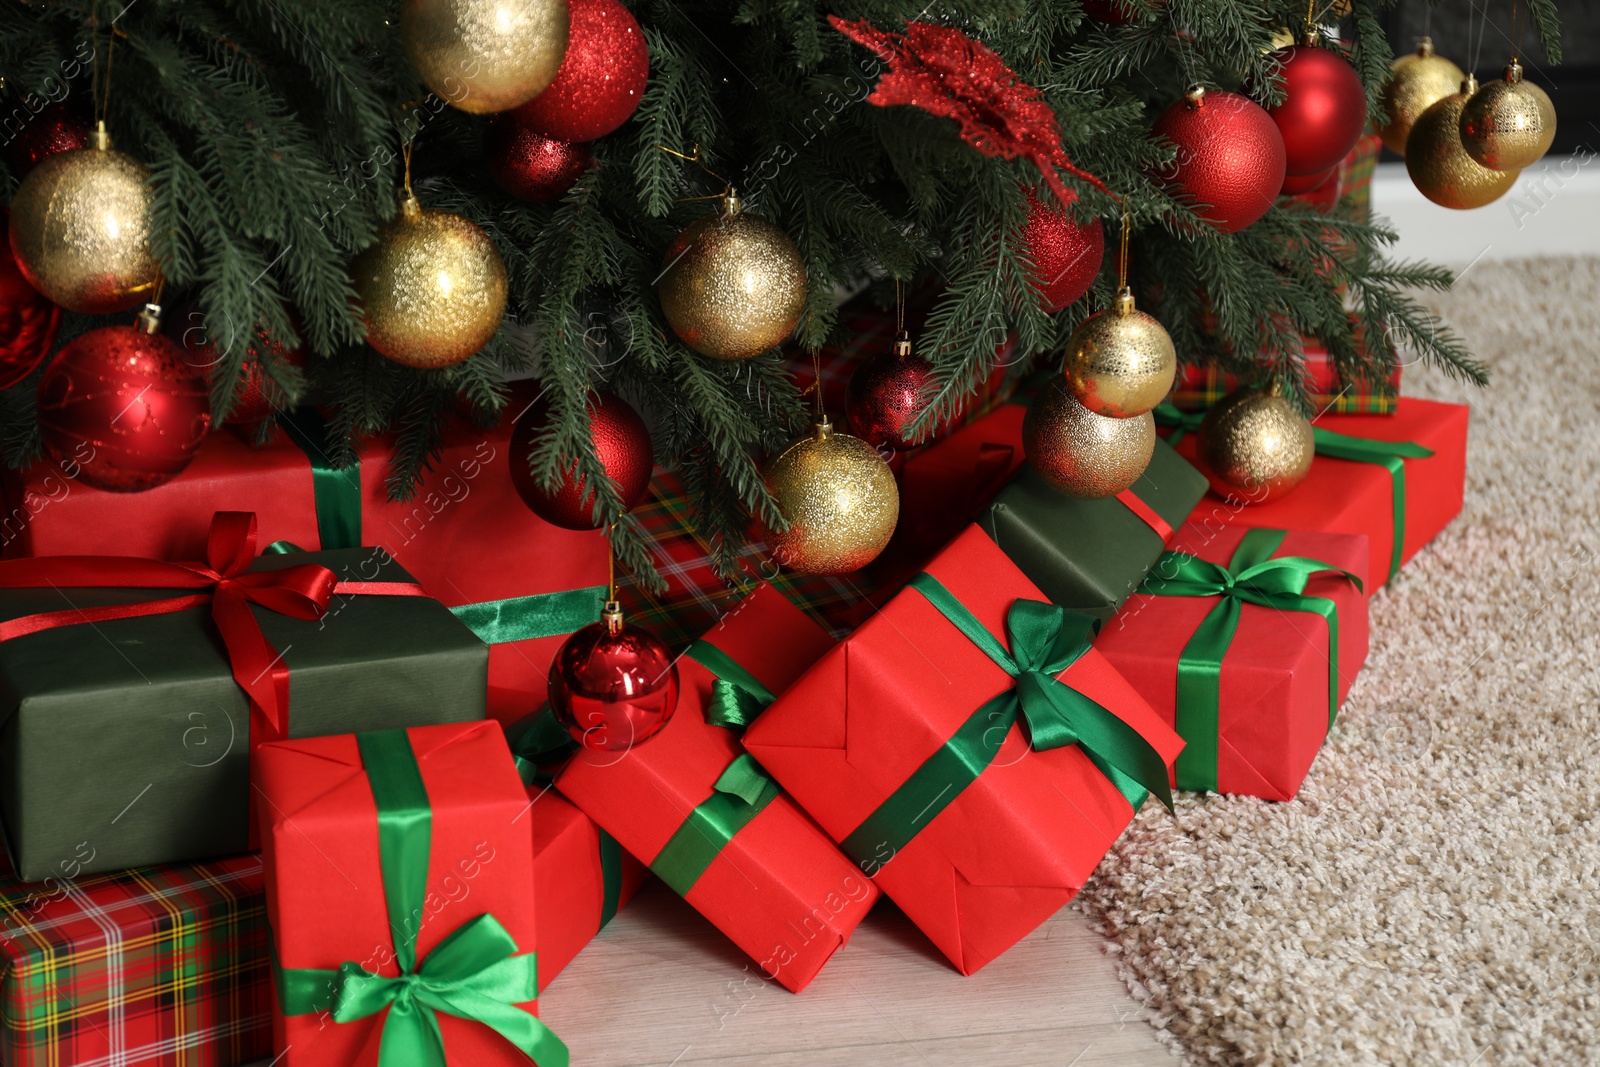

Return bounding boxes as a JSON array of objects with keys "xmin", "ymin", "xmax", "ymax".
[{"xmin": 539, "ymin": 882, "xmax": 1176, "ymax": 1067}]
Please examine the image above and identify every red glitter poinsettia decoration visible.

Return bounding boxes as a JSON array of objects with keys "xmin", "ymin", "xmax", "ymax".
[{"xmin": 829, "ymin": 16, "xmax": 1109, "ymax": 208}]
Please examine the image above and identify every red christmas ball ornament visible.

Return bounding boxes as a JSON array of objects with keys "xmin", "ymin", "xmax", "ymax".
[
  {"xmin": 37, "ymin": 315, "xmax": 213, "ymax": 492},
  {"xmin": 1151, "ymin": 85, "xmax": 1286, "ymax": 234},
  {"xmin": 846, "ymin": 333, "xmax": 937, "ymax": 451},
  {"xmin": 1280, "ymin": 166, "xmax": 1338, "ymax": 196},
  {"xmin": 1022, "ymin": 188, "xmax": 1105, "ymax": 312},
  {"xmin": 1286, "ymin": 166, "xmax": 1344, "ymax": 213},
  {"xmin": 511, "ymin": 389, "xmax": 653, "ymax": 529},
  {"xmin": 548, "ymin": 601, "xmax": 679, "ymax": 750},
  {"xmin": 0, "ymin": 210, "xmax": 61, "ymax": 391},
  {"xmin": 484, "ymin": 116, "xmax": 595, "ymax": 202},
  {"xmin": 177, "ymin": 311, "xmax": 307, "ymax": 425},
  {"xmin": 5, "ymin": 103, "xmax": 91, "ymax": 178},
  {"xmin": 510, "ymin": 0, "xmax": 648, "ymax": 143},
  {"xmin": 1263, "ymin": 44, "xmax": 1368, "ymax": 177}
]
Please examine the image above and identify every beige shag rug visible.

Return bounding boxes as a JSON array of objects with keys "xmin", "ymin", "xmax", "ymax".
[{"xmin": 1076, "ymin": 255, "xmax": 1600, "ymax": 1066}]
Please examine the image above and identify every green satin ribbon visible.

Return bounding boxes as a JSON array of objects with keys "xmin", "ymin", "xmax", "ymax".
[
  {"xmin": 685, "ymin": 639, "xmax": 777, "ymax": 729},
  {"xmin": 276, "ymin": 729, "xmax": 568, "ymax": 1067},
  {"xmin": 1154, "ymin": 402, "xmax": 1433, "ymax": 580},
  {"xmin": 279, "ymin": 411, "xmax": 362, "ymax": 551},
  {"xmin": 1141, "ymin": 527, "xmax": 1362, "ymax": 792},
  {"xmin": 597, "ymin": 829, "xmax": 624, "ymax": 929},
  {"xmin": 649, "ymin": 753, "xmax": 780, "ymax": 896},
  {"xmin": 508, "ymin": 708, "xmax": 576, "ymax": 786},
  {"xmin": 450, "ymin": 586, "xmax": 608, "ymax": 645},
  {"xmin": 837, "ymin": 574, "xmax": 1174, "ymax": 875}
]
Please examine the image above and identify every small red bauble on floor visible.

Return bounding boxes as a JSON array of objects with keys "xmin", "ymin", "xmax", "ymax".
[
  {"xmin": 5, "ymin": 102, "xmax": 91, "ymax": 178},
  {"xmin": 846, "ymin": 333, "xmax": 937, "ymax": 451},
  {"xmin": 1263, "ymin": 43, "xmax": 1368, "ymax": 177},
  {"xmin": 1022, "ymin": 188, "xmax": 1104, "ymax": 312},
  {"xmin": 0, "ymin": 210, "xmax": 61, "ymax": 391},
  {"xmin": 548, "ymin": 600, "xmax": 679, "ymax": 750},
  {"xmin": 37, "ymin": 310, "xmax": 213, "ymax": 492},
  {"xmin": 484, "ymin": 116, "xmax": 595, "ymax": 202},
  {"xmin": 511, "ymin": 389, "xmax": 653, "ymax": 529},
  {"xmin": 510, "ymin": 0, "xmax": 648, "ymax": 143},
  {"xmin": 1151, "ymin": 85, "xmax": 1286, "ymax": 234}
]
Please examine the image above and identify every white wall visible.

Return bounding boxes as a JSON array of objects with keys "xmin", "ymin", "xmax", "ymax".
[{"xmin": 1370, "ymin": 151, "xmax": 1600, "ymax": 266}]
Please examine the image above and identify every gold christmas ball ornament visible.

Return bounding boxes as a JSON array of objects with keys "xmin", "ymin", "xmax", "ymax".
[
  {"xmin": 1062, "ymin": 288, "xmax": 1177, "ymax": 419},
  {"xmin": 1023, "ymin": 377, "xmax": 1154, "ymax": 499},
  {"xmin": 1459, "ymin": 59, "xmax": 1557, "ymax": 172},
  {"xmin": 1194, "ymin": 384, "xmax": 1315, "ymax": 504},
  {"xmin": 761, "ymin": 416, "xmax": 899, "ymax": 575},
  {"xmin": 352, "ymin": 192, "xmax": 508, "ymax": 369},
  {"xmin": 401, "ymin": 0, "xmax": 569, "ymax": 114},
  {"xmin": 1379, "ymin": 37, "xmax": 1466, "ymax": 157},
  {"xmin": 1405, "ymin": 76, "xmax": 1520, "ymax": 210},
  {"xmin": 8, "ymin": 124, "xmax": 160, "ymax": 314},
  {"xmin": 658, "ymin": 193, "xmax": 808, "ymax": 361}
]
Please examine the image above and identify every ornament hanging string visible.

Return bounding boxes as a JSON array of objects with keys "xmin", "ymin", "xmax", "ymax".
[
  {"xmin": 1116, "ymin": 208, "xmax": 1131, "ymax": 291},
  {"xmin": 658, "ymin": 144, "xmax": 733, "ymax": 204}
]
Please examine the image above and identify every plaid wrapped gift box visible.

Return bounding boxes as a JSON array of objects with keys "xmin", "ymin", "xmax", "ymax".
[
  {"xmin": 1168, "ymin": 325, "xmax": 1401, "ymax": 415},
  {"xmin": 0, "ymin": 854, "xmax": 269, "ymax": 1067}
]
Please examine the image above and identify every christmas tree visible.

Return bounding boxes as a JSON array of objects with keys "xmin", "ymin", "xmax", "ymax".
[{"xmin": 0, "ymin": 0, "xmax": 1562, "ymax": 586}]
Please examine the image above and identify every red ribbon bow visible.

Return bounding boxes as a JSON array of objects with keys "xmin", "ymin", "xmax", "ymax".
[{"xmin": 0, "ymin": 511, "xmax": 423, "ymax": 749}]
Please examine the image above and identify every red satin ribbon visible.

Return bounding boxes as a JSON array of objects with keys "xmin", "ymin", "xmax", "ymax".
[
  {"xmin": 1114, "ymin": 488, "xmax": 1174, "ymax": 543},
  {"xmin": 0, "ymin": 511, "xmax": 425, "ymax": 751}
]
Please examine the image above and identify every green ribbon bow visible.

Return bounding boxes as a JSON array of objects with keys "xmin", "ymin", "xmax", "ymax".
[
  {"xmin": 649, "ymin": 753, "xmax": 781, "ymax": 896},
  {"xmin": 279, "ymin": 410, "xmax": 363, "ymax": 551},
  {"xmin": 686, "ymin": 639, "xmax": 778, "ymax": 729},
  {"xmin": 837, "ymin": 574, "xmax": 1174, "ymax": 874},
  {"xmin": 1141, "ymin": 527, "xmax": 1362, "ymax": 792},
  {"xmin": 276, "ymin": 729, "xmax": 568, "ymax": 1067},
  {"xmin": 1153, "ymin": 402, "xmax": 1433, "ymax": 580}
]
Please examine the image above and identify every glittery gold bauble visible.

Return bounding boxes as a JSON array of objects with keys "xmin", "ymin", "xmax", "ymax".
[
  {"xmin": 352, "ymin": 193, "xmax": 508, "ymax": 368},
  {"xmin": 1195, "ymin": 384, "xmax": 1314, "ymax": 503},
  {"xmin": 1379, "ymin": 37, "xmax": 1465, "ymax": 157},
  {"xmin": 8, "ymin": 125, "xmax": 159, "ymax": 314},
  {"xmin": 658, "ymin": 194, "xmax": 807, "ymax": 361},
  {"xmin": 1405, "ymin": 76, "xmax": 1520, "ymax": 210},
  {"xmin": 401, "ymin": 0, "xmax": 569, "ymax": 114},
  {"xmin": 1459, "ymin": 59, "xmax": 1557, "ymax": 171},
  {"xmin": 1062, "ymin": 288, "xmax": 1176, "ymax": 419},
  {"xmin": 1023, "ymin": 378, "xmax": 1154, "ymax": 499},
  {"xmin": 762, "ymin": 416, "xmax": 898, "ymax": 575}
]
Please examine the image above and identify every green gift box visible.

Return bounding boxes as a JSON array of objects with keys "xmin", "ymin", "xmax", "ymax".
[
  {"xmin": 978, "ymin": 439, "xmax": 1208, "ymax": 621},
  {"xmin": 0, "ymin": 512, "xmax": 486, "ymax": 882}
]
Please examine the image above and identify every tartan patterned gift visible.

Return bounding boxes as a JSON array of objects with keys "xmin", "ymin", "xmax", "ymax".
[
  {"xmin": 1168, "ymin": 327, "xmax": 1402, "ymax": 415},
  {"xmin": 0, "ymin": 854, "xmax": 270, "ymax": 1067}
]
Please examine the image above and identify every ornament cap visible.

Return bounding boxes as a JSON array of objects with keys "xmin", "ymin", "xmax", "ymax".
[
  {"xmin": 398, "ymin": 190, "xmax": 423, "ymax": 221},
  {"xmin": 1265, "ymin": 378, "xmax": 1285, "ymax": 398},
  {"xmin": 720, "ymin": 189, "xmax": 744, "ymax": 218},
  {"xmin": 1503, "ymin": 58, "xmax": 1524, "ymax": 84},
  {"xmin": 1301, "ymin": 29, "xmax": 1319, "ymax": 46},
  {"xmin": 90, "ymin": 121, "xmax": 111, "ymax": 152},
  {"xmin": 1113, "ymin": 287, "xmax": 1137, "ymax": 316},
  {"xmin": 893, "ymin": 331, "xmax": 913, "ymax": 358},
  {"xmin": 1416, "ymin": 36, "xmax": 1435, "ymax": 58},
  {"xmin": 1461, "ymin": 72, "xmax": 1479, "ymax": 95},
  {"xmin": 1184, "ymin": 84, "xmax": 1206, "ymax": 109},
  {"xmin": 812, "ymin": 414, "xmax": 833, "ymax": 441},
  {"xmin": 602, "ymin": 599, "xmax": 624, "ymax": 636},
  {"xmin": 135, "ymin": 303, "xmax": 163, "ymax": 335}
]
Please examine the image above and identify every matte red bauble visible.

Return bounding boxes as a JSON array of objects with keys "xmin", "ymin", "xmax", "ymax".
[
  {"xmin": 1264, "ymin": 44, "xmax": 1368, "ymax": 177},
  {"xmin": 1151, "ymin": 86, "xmax": 1286, "ymax": 234},
  {"xmin": 179, "ymin": 314, "xmax": 307, "ymax": 425},
  {"xmin": 1022, "ymin": 189, "xmax": 1105, "ymax": 312},
  {"xmin": 5, "ymin": 103, "xmax": 91, "ymax": 178},
  {"xmin": 37, "ymin": 323, "xmax": 212, "ymax": 492},
  {"xmin": 484, "ymin": 116, "xmax": 594, "ymax": 202},
  {"xmin": 0, "ymin": 210, "xmax": 61, "ymax": 391},
  {"xmin": 548, "ymin": 603, "xmax": 679, "ymax": 750},
  {"xmin": 846, "ymin": 334, "xmax": 937, "ymax": 451},
  {"xmin": 511, "ymin": 389, "xmax": 653, "ymax": 528},
  {"xmin": 510, "ymin": 0, "xmax": 648, "ymax": 142}
]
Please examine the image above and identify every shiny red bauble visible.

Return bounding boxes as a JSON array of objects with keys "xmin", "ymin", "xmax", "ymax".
[
  {"xmin": 548, "ymin": 610, "xmax": 679, "ymax": 750},
  {"xmin": 178, "ymin": 312, "xmax": 307, "ymax": 425},
  {"xmin": 1022, "ymin": 189, "xmax": 1105, "ymax": 312},
  {"xmin": 484, "ymin": 117, "xmax": 595, "ymax": 203},
  {"xmin": 1151, "ymin": 87, "xmax": 1286, "ymax": 234},
  {"xmin": 1288, "ymin": 166, "xmax": 1345, "ymax": 213},
  {"xmin": 5, "ymin": 103, "xmax": 91, "ymax": 178},
  {"xmin": 1264, "ymin": 45, "xmax": 1368, "ymax": 177},
  {"xmin": 0, "ymin": 210, "xmax": 61, "ymax": 391},
  {"xmin": 37, "ymin": 325, "xmax": 213, "ymax": 492},
  {"xmin": 510, "ymin": 0, "xmax": 648, "ymax": 143},
  {"xmin": 846, "ymin": 339, "xmax": 937, "ymax": 451},
  {"xmin": 511, "ymin": 389, "xmax": 653, "ymax": 529},
  {"xmin": 1281, "ymin": 166, "xmax": 1338, "ymax": 195}
]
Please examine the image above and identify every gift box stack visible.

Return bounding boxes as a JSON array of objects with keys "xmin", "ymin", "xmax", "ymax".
[{"xmin": 0, "ymin": 229, "xmax": 1470, "ymax": 1065}]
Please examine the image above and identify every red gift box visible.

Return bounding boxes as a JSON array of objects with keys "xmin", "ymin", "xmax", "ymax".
[
  {"xmin": 1168, "ymin": 332, "xmax": 1402, "ymax": 415},
  {"xmin": 555, "ymin": 584, "xmax": 879, "ymax": 992},
  {"xmin": 742, "ymin": 527, "xmax": 1184, "ymax": 976},
  {"xmin": 1168, "ymin": 397, "xmax": 1468, "ymax": 592},
  {"xmin": 1095, "ymin": 524, "xmax": 1369, "ymax": 800},
  {"xmin": 527, "ymin": 788, "xmax": 648, "ymax": 991},
  {"xmin": 255, "ymin": 721, "xmax": 564, "ymax": 1067},
  {"xmin": 0, "ymin": 403, "xmax": 608, "ymax": 723}
]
